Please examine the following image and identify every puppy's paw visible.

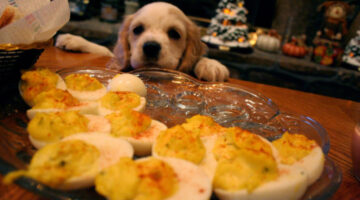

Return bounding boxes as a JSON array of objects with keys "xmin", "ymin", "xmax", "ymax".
[
  {"xmin": 194, "ymin": 57, "xmax": 229, "ymax": 82},
  {"xmin": 55, "ymin": 33, "xmax": 114, "ymax": 57},
  {"xmin": 55, "ymin": 33, "xmax": 86, "ymax": 51}
]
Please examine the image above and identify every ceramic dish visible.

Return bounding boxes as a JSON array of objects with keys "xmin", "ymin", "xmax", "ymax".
[{"xmin": 0, "ymin": 66, "xmax": 341, "ymax": 200}]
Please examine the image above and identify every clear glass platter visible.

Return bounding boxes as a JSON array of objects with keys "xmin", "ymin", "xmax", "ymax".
[{"xmin": 0, "ymin": 66, "xmax": 341, "ymax": 200}]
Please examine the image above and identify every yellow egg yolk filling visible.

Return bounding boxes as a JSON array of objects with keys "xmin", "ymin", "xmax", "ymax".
[
  {"xmin": 154, "ymin": 125, "xmax": 206, "ymax": 164},
  {"xmin": 213, "ymin": 127, "xmax": 278, "ymax": 192},
  {"xmin": 213, "ymin": 127, "xmax": 275, "ymax": 161},
  {"xmin": 105, "ymin": 110, "xmax": 151, "ymax": 137},
  {"xmin": 20, "ymin": 68, "xmax": 59, "ymax": 105},
  {"xmin": 27, "ymin": 111, "xmax": 89, "ymax": 143},
  {"xmin": 100, "ymin": 91, "xmax": 141, "ymax": 111},
  {"xmin": 272, "ymin": 132, "xmax": 318, "ymax": 165},
  {"xmin": 181, "ymin": 114, "xmax": 225, "ymax": 137},
  {"xmin": 96, "ymin": 157, "xmax": 139, "ymax": 200},
  {"xmin": 65, "ymin": 74, "xmax": 103, "ymax": 91},
  {"xmin": 32, "ymin": 88, "xmax": 80, "ymax": 109},
  {"xmin": 95, "ymin": 157, "xmax": 178, "ymax": 200},
  {"xmin": 4, "ymin": 140, "xmax": 100, "ymax": 188},
  {"xmin": 213, "ymin": 149, "xmax": 278, "ymax": 192}
]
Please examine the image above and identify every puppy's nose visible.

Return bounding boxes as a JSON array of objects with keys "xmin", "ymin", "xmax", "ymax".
[{"xmin": 143, "ymin": 41, "xmax": 161, "ymax": 59}]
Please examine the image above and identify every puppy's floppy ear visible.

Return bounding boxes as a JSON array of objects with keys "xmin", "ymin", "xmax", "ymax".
[
  {"xmin": 178, "ymin": 20, "xmax": 207, "ymax": 73},
  {"xmin": 112, "ymin": 15, "xmax": 134, "ymax": 70}
]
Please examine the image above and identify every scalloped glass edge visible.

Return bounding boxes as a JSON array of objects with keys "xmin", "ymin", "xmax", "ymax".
[{"xmin": 130, "ymin": 67, "xmax": 279, "ymax": 109}]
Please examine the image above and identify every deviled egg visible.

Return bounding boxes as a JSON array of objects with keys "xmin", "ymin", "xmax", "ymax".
[
  {"xmin": 64, "ymin": 73, "xmax": 107, "ymax": 102},
  {"xmin": 214, "ymin": 163, "xmax": 308, "ymax": 200},
  {"xmin": 153, "ymin": 115, "xmax": 226, "ymax": 180},
  {"xmin": 105, "ymin": 110, "xmax": 167, "ymax": 156},
  {"xmin": 3, "ymin": 133, "xmax": 133, "ymax": 190},
  {"xmin": 212, "ymin": 127, "xmax": 308, "ymax": 200},
  {"xmin": 98, "ymin": 91, "xmax": 146, "ymax": 116},
  {"xmin": 19, "ymin": 68, "xmax": 66, "ymax": 106},
  {"xmin": 107, "ymin": 73, "xmax": 147, "ymax": 97},
  {"xmin": 153, "ymin": 125, "xmax": 206, "ymax": 164},
  {"xmin": 26, "ymin": 88, "xmax": 98, "ymax": 119},
  {"xmin": 152, "ymin": 125, "xmax": 218, "ymax": 180},
  {"xmin": 272, "ymin": 132, "xmax": 325, "ymax": 186},
  {"xmin": 95, "ymin": 156, "xmax": 212, "ymax": 200},
  {"xmin": 27, "ymin": 111, "xmax": 111, "ymax": 149}
]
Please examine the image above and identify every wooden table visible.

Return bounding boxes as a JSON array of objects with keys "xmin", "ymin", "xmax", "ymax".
[{"xmin": 1, "ymin": 47, "xmax": 359, "ymax": 200}]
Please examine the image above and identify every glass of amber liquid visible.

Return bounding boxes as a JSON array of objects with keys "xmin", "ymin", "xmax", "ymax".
[{"xmin": 352, "ymin": 123, "xmax": 360, "ymax": 182}]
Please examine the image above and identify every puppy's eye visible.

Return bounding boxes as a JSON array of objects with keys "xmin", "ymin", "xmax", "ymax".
[
  {"xmin": 133, "ymin": 25, "xmax": 144, "ymax": 35},
  {"xmin": 168, "ymin": 28, "xmax": 181, "ymax": 40}
]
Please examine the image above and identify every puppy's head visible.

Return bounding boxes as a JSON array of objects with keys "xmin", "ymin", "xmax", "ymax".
[{"xmin": 113, "ymin": 2, "xmax": 206, "ymax": 73}]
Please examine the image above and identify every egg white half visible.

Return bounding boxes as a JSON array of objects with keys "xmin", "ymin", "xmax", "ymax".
[
  {"xmin": 210, "ymin": 131, "xmax": 309, "ymax": 200},
  {"xmin": 67, "ymin": 86, "xmax": 107, "ymax": 102},
  {"xmin": 26, "ymin": 101, "xmax": 98, "ymax": 120},
  {"xmin": 289, "ymin": 146, "xmax": 325, "ymax": 186},
  {"xmin": 198, "ymin": 136, "xmax": 218, "ymax": 181},
  {"xmin": 84, "ymin": 114, "xmax": 112, "ymax": 133},
  {"xmin": 54, "ymin": 132, "xmax": 134, "ymax": 190},
  {"xmin": 107, "ymin": 73, "xmax": 147, "ymax": 97},
  {"xmin": 63, "ymin": 133, "xmax": 134, "ymax": 169},
  {"xmin": 214, "ymin": 164, "xmax": 308, "ymax": 200},
  {"xmin": 55, "ymin": 74, "xmax": 67, "ymax": 90},
  {"xmin": 272, "ymin": 133, "xmax": 325, "ymax": 186}
]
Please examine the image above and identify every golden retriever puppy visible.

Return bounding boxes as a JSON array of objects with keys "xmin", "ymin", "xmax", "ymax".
[{"xmin": 56, "ymin": 2, "xmax": 229, "ymax": 81}]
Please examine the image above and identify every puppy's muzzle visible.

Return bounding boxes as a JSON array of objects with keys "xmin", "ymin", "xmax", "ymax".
[{"xmin": 143, "ymin": 41, "xmax": 161, "ymax": 59}]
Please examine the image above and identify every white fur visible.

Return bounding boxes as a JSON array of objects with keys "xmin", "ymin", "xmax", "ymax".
[
  {"xmin": 194, "ymin": 58, "xmax": 230, "ymax": 82},
  {"xmin": 55, "ymin": 34, "xmax": 114, "ymax": 57},
  {"xmin": 55, "ymin": 3, "xmax": 229, "ymax": 82},
  {"xmin": 126, "ymin": 3, "xmax": 188, "ymax": 70}
]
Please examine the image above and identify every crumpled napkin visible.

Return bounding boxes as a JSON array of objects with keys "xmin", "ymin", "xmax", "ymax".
[{"xmin": 0, "ymin": 0, "xmax": 70, "ymax": 45}]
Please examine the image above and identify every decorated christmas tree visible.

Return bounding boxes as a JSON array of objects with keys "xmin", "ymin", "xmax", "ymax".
[
  {"xmin": 342, "ymin": 30, "xmax": 360, "ymax": 69},
  {"xmin": 201, "ymin": 0, "xmax": 252, "ymax": 52}
]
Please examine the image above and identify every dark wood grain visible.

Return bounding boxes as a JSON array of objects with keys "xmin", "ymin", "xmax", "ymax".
[{"xmin": 1, "ymin": 47, "xmax": 359, "ymax": 200}]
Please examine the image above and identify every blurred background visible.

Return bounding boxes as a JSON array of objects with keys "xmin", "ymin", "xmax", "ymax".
[{"xmin": 60, "ymin": 0, "xmax": 360, "ymax": 101}]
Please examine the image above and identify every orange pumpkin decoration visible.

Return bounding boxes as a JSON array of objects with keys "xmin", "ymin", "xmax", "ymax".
[{"xmin": 282, "ymin": 36, "xmax": 308, "ymax": 58}]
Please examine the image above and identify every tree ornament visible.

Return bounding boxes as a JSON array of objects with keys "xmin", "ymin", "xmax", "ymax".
[
  {"xmin": 202, "ymin": 0, "xmax": 252, "ymax": 52},
  {"xmin": 342, "ymin": 30, "xmax": 360, "ymax": 69}
]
